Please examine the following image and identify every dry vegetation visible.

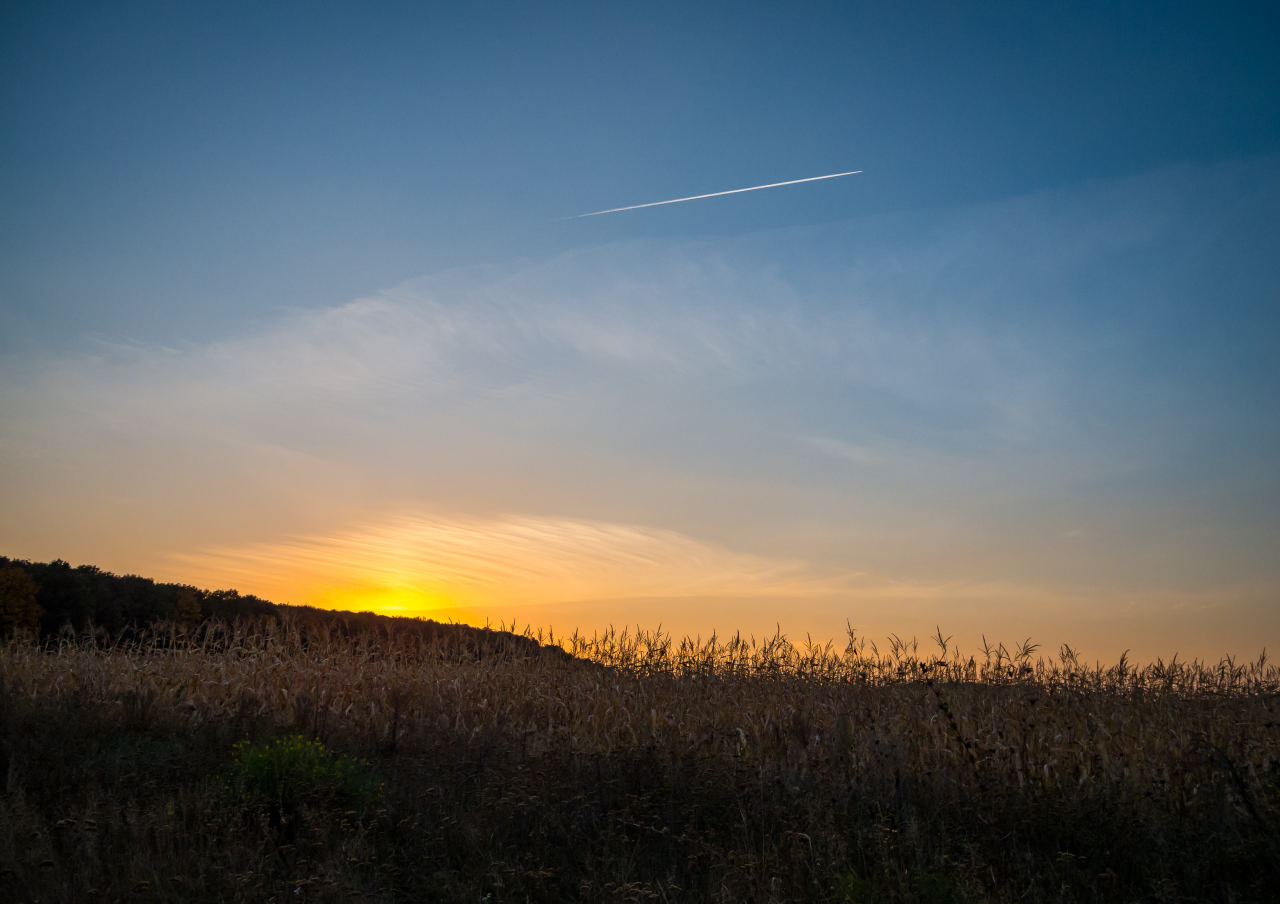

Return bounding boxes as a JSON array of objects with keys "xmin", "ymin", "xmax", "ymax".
[{"xmin": 2, "ymin": 615, "xmax": 1278, "ymax": 902}]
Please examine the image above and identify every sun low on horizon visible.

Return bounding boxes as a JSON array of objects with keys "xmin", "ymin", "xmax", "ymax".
[{"xmin": 3, "ymin": 2, "xmax": 1278, "ymax": 666}]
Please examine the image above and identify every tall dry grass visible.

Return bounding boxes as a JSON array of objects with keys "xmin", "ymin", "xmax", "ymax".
[{"xmin": 2, "ymin": 615, "xmax": 1277, "ymax": 902}]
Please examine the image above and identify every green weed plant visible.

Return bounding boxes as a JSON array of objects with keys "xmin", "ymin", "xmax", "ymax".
[{"xmin": 225, "ymin": 734, "xmax": 383, "ymax": 824}]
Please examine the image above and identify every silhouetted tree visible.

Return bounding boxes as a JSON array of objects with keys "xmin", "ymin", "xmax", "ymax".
[
  {"xmin": 174, "ymin": 587, "xmax": 203, "ymax": 627},
  {"xmin": 31, "ymin": 559, "xmax": 93, "ymax": 634},
  {"xmin": 0, "ymin": 563, "xmax": 41, "ymax": 635}
]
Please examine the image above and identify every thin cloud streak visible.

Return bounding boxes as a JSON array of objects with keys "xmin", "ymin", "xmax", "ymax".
[
  {"xmin": 168, "ymin": 512, "xmax": 857, "ymax": 613},
  {"xmin": 574, "ymin": 170, "xmax": 862, "ymax": 217},
  {"xmin": 164, "ymin": 509, "xmax": 1280, "ymax": 662}
]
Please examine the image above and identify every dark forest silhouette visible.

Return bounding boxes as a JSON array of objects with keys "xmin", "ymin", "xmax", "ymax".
[{"xmin": 0, "ymin": 555, "xmax": 547, "ymax": 659}]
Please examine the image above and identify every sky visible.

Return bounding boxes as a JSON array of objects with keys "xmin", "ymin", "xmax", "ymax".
[{"xmin": 2, "ymin": 1, "xmax": 1278, "ymax": 662}]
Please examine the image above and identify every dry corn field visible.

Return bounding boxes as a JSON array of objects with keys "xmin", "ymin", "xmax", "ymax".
[{"xmin": 2, "ymin": 613, "xmax": 1278, "ymax": 902}]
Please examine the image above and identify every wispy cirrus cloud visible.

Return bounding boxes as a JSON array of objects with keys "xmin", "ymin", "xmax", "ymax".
[
  {"xmin": 164, "ymin": 507, "xmax": 1280, "ymax": 662},
  {"xmin": 167, "ymin": 511, "xmax": 857, "ymax": 615}
]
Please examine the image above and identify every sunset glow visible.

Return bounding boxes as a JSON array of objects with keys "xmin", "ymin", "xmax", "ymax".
[{"xmin": 2, "ymin": 3, "xmax": 1277, "ymax": 665}]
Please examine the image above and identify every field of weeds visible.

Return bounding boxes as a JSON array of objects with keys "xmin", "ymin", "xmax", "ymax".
[{"xmin": 2, "ymin": 616, "xmax": 1278, "ymax": 902}]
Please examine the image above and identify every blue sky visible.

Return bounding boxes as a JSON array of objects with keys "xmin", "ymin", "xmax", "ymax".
[{"xmin": 2, "ymin": 1, "xmax": 1278, "ymax": 659}]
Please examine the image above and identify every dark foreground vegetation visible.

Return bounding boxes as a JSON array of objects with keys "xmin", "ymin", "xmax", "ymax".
[{"xmin": 1, "ymin": 557, "xmax": 1278, "ymax": 902}]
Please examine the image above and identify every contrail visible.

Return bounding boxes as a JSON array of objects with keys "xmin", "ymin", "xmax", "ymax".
[{"xmin": 574, "ymin": 169, "xmax": 863, "ymax": 218}]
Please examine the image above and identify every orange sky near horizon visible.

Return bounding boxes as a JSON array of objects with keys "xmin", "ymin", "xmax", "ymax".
[{"xmin": 88, "ymin": 510, "xmax": 1267, "ymax": 667}]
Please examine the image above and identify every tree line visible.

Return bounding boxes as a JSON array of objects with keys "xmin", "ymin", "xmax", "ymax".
[
  {"xmin": 0, "ymin": 555, "xmax": 555, "ymax": 660},
  {"xmin": 0, "ymin": 556, "xmax": 276, "ymax": 638}
]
